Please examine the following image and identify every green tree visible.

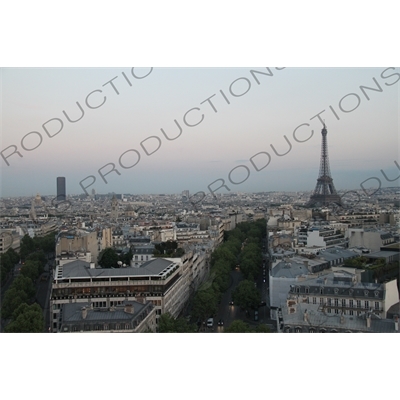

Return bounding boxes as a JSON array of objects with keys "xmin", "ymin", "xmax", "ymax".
[
  {"xmin": 33, "ymin": 232, "xmax": 56, "ymax": 253},
  {"xmin": 344, "ymin": 256, "xmax": 368, "ymax": 268},
  {"xmin": 1, "ymin": 288, "xmax": 29, "ymax": 320},
  {"xmin": 158, "ymin": 313, "xmax": 196, "ymax": 333},
  {"xmin": 225, "ymin": 320, "xmax": 251, "ymax": 333},
  {"xmin": 20, "ymin": 260, "xmax": 41, "ymax": 281},
  {"xmin": 191, "ymin": 287, "xmax": 218, "ymax": 322},
  {"xmin": 26, "ymin": 250, "xmax": 46, "ymax": 265},
  {"xmin": 11, "ymin": 275, "xmax": 36, "ymax": 299},
  {"xmin": 232, "ymin": 280, "xmax": 261, "ymax": 312},
  {"xmin": 0, "ymin": 253, "xmax": 13, "ymax": 285},
  {"xmin": 98, "ymin": 248, "xmax": 119, "ymax": 268},
  {"xmin": 158, "ymin": 313, "xmax": 177, "ymax": 332},
  {"xmin": 6, "ymin": 303, "xmax": 44, "ymax": 333},
  {"xmin": 19, "ymin": 234, "xmax": 35, "ymax": 260},
  {"xmin": 7, "ymin": 247, "xmax": 20, "ymax": 264},
  {"xmin": 254, "ymin": 324, "xmax": 271, "ymax": 333}
]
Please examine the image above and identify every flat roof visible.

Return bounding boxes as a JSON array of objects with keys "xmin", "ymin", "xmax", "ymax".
[
  {"xmin": 62, "ymin": 301, "xmax": 150, "ymax": 323},
  {"xmin": 56, "ymin": 258, "xmax": 176, "ymax": 280}
]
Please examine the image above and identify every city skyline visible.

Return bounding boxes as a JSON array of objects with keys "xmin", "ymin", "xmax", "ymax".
[{"xmin": 1, "ymin": 67, "xmax": 399, "ymax": 198}]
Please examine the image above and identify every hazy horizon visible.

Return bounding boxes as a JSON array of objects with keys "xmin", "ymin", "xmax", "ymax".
[{"xmin": 1, "ymin": 67, "xmax": 399, "ymax": 198}]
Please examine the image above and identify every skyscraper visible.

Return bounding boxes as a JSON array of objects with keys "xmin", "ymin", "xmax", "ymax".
[
  {"xmin": 57, "ymin": 177, "xmax": 66, "ymax": 201},
  {"xmin": 307, "ymin": 124, "xmax": 342, "ymax": 207}
]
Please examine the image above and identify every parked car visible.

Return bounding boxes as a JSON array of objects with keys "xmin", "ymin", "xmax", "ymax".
[
  {"xmin": 218, "ymin": 319, "xmax": 224, "ymax": 326},
  {"xmin": 207, "ymin": 318, "xmax": 214, "ymax": 328}
]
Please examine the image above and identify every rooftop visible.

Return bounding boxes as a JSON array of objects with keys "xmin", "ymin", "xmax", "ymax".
[
  {"xmin": 281, "ymin": 302, "xmax": 399, "ymax": 333},
  {"xmin": 55, "ymin": 258, "xmax": 177, "ymax": 280}
]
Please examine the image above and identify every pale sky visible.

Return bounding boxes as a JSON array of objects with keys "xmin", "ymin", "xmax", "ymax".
[{"xmin": 1, "ymin": 67, "xmax": 399, "ymax": 198}]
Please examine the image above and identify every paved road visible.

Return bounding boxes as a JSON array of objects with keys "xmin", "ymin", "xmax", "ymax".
[
  {"xmin": 211, "ymin": 258, "xmax": 276, "ymax": 332},
  {"xmin": 1, "ymin": 259, "xmax": 53, "ymax": 333}
]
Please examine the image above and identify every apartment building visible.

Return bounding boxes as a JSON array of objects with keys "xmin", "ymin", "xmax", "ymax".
[
  {"xmin": 50, "ymin": 257, "xmax": 190, "ymax": 332},
  {"xmin": 347, "ymin": 228, "xmax": 395, "ymax": 252},
  {"xmin": 56, "ymin": 229, "xmax": 98, "ymax": 263},
  {"xmin": 279, "ymin": 299, "xmax": 399, "ymax": 333},
  {"xmin": 285, "ymin": 270, "xmax": 398, "ymax": 319},
  {"xmin": 297, "ymin": 226, "xmax": 347, "ymax": 249},
  {"xmin": 58, "ymin": 300, "xmax": 156, "ymax": 333}
]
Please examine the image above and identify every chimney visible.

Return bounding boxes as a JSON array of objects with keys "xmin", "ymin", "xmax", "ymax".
[
  {"xmin": 303, "ymin": 309, "xmax": 308, "ymax": 322},
  {"xmin": 340, "ymin": 312, "xmax": 345, "ymax": 324},
  {"xmin": 303, "ymin": 260, "xmax": 311, "ymax": 272},
  {"xmin": 81, "ymin": 307, "xmax": 87, "ymax": 319},
  {"xmin": 366, "ymin": 314, "xmax": 371, "ymax": 328},
  {"xmin": 90, "ymin": 262, "xmax": 95, "ymax": 269},
  {"xmin": 394, "ymin": 315, "xmax": 399, "ymax": 332},
  {"xmin": 124, "ymin": 304, "xmax": 134, "ymax": 314}
]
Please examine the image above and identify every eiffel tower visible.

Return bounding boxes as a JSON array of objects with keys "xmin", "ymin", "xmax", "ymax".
[{"xmin": 307, "ymin": 124, "xmax": 342, "ymax": 207}]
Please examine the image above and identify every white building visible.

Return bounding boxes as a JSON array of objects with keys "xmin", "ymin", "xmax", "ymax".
[{"xmin": 347, "ymin": 228, "xmax": 395, "ymax": 252}]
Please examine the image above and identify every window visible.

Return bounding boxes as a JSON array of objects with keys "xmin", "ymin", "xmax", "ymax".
[
  {"xmin": 305, "ymin": 287, "xmax": 309, "ymax": 294},
  {"xmin": 349, "ymin": 310, "xmax": 354, "ymax": 316},
  {"xmin": 320, "ymin": 298, "xmax": 324, "ymax": 305},
  {"xmin": 327, "ymin": 308, "xmax": 332, "ymax": 314},
  {"xmin": 327, "ymin": 298, "xmax": 332, "ymax": 306},
  {"xmin": 342, "ymin": 299, "xmax": 346, "ymax": 307},
  {"xmin": 364, "ymin": 290, "xmax": 369, "ymax": 296},
  {"xmin": 296, "ymin": 287, "xmax": 300, "ymax": 293},
  {"xmin": 374, "ymin": 302, "xmax": 379, "ymax": 310},
  {"xmin": 356, "ymin": 300, "xmax": 361, "ymax": 308},
  {"xmin": 374, "ymin": 291, "xmax": 379, "ymax": 297},
  {"xmin": 334, "ymin": 298, "xmax": 339, "ymax": 307},
  {"xmin": 349, "ymin": 299, "xmax": 353, "ymax": 308},
  {"xmin": 320, "ymin": 288, "xmax": 323, "ymax": 294},
  {"xmin": 313, "ymin": 297, "xmax": 316, "ymax": 305},
  {"xmin": 334, "ymin": 309, "xmax": 339, "ymax": 314},
  {"xmin": 364, "ymin": 301, "xmax": 369, "ymax": 309},
  {"xmin": 334, "ymin": 288, "xmax": 339, "ymax": 294}
]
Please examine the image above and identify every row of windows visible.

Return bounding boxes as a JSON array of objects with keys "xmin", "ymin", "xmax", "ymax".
[
  {"xmin": 53, "ymin": 285, "xmax": 165, "ymax": 296},
  {"xmin": 308, "ymin": 297, "xmax": 380, "ymax": 310},
  {"xmin": 326, "ymin": 309, "xmax": 380, "ymax": 316},
  {"xmin": 295, "ymin": 286, "xmax": 381, "ymax": 297}
]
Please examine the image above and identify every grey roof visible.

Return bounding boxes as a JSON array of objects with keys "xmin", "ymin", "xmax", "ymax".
[
  {"xmin": 62, "ymin": 301, "xmax": 149, "ymax": 323},
  {"xmin": 317, "ymin": 248, "xmax": 359, "ymax": 261},
  {"xmin": 368, "ymin": 251, "xmax": 399, "ymax": 259},
  {"xmin": 281, "ymin": 302, "xmax": 399, "ymax": 333},
  {"xmin": 272, "ymin": 261, "xmax": 309, "ymax": 279},
  {"xmin": 290, "ymin": 270, "xmax": 385, "ymax": 299},
  {"xmin": 271, "ymin": 257, "xmax": 327, "ymax": 278},
  {"xmin": 57, "ymin": 258, "xmax": 175, "ymax": 280}
]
